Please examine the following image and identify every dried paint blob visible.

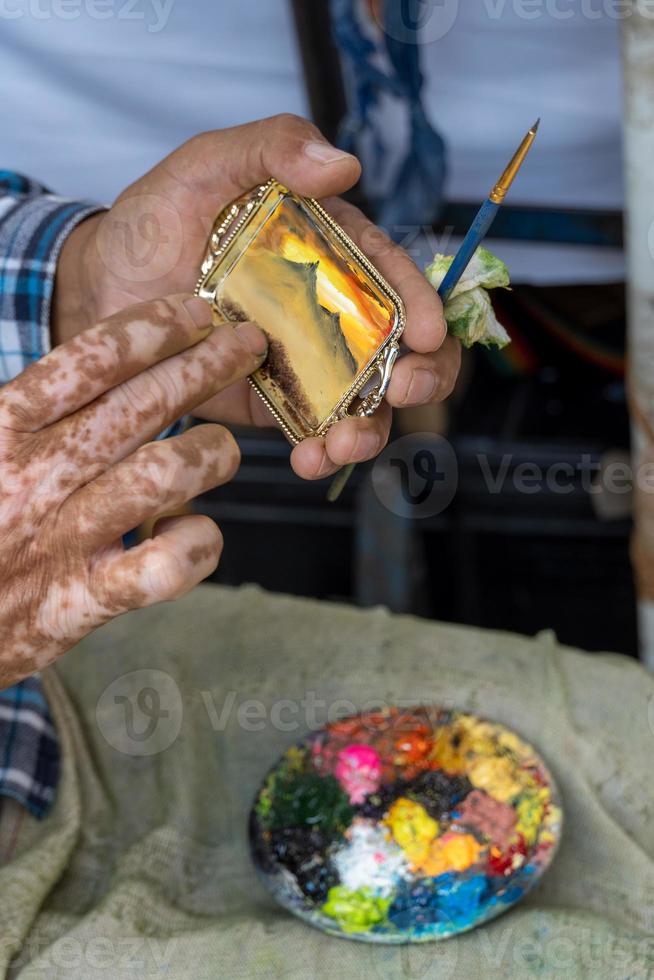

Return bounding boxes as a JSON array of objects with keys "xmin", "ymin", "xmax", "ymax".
[
  {"xmin": 332, "ymin": 818, "xmax": 409, "ymax": 896},
  {"xmin": 334, "ymin": 744, "xmax": 382, "ymax": 804},
  {"xmin": 250, "ymin": 708, "xmax": 562, "ymax": 944}
]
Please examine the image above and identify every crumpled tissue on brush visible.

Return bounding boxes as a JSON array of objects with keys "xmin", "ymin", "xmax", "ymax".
[{"xmin": 426, "ymin": 247, "xmax": 511, "ymax": 350}]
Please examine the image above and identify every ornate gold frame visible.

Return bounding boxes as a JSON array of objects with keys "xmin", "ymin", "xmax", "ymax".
[{"xmin": 195, "ymin": 180, "xmax": 406, "ymax": 444}]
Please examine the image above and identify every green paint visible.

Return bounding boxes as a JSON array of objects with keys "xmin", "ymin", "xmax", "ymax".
[
  {"xmin": 322, "ymin": 886, "xmax": 392, "ymax": 934},
  {"xmin": 256, "ymin": 760, "xmax": 353, "ymax": 840}
]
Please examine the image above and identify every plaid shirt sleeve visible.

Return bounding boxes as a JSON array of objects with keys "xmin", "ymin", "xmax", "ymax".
[
  {"xmin": 0, "ymin": 171, "xmax": 105, "ymax": 819},
  {"xmin": 0, "ymin": 171, "xmax": 104, "ymax": 382}
]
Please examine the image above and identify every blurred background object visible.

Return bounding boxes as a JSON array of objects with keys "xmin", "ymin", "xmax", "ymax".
[
  {"xmin": 623, "ymin": 7, "xmax": 654, "ymax": 670},
  {"xmin": 0, "ymin": 0, "xmax": 640, "ymax": 658}
]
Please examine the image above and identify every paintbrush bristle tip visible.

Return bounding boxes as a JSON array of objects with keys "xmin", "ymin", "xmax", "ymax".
[{"xmin": 532, "ymin": 118, "xmax": 541, "ymax": 133}]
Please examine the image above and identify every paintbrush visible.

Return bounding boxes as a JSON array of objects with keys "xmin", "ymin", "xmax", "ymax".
[{"xmin": 327, "ymin": 118, "xmax": 540, "ymax": 504}]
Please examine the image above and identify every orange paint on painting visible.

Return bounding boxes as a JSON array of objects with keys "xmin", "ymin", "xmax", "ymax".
[{"xmin": 258, "ymin": 202, "xmax": 394, "ymax": 369}]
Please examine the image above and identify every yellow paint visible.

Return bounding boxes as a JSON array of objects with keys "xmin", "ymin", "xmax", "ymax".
[
  {"xmin": 384, "ymin": 798, "xmax": 439, "ymax": 866},
  {"xmin": 429, "ymin": 737, "xmax": 466, "ymax": 774},
  {"xmin": 384, "ymin": 800, "xmax": 484, "ymax": 876},
  {"xmin": 285, "ymin": 746, "xmax": 306, "ymax": 772},
  {"xmin": 515, "ymin": 789, "xmax": 550, "ymax": 846},
  {"xmin": 496, "ymin": 729, "xmax": 528, "ymax": 756},
  {"xmin": 542, "ymin": 802, "xmax": 562, "ymax": 841},
  {"xmin": 430, "ymin": 715, "xmax": 498, "ymax": 773},
  {"xmin": 465, "ymin": 719, "xmax": 502, "ymax": 756},
  {"xmin": 468, "ymin": 756, "xmax": 524, "ymax": 803}
]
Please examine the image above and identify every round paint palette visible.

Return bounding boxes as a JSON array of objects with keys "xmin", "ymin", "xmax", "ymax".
[{"xmin": 249, "ymin": 707, "xmax": 562, "ymax": 943}]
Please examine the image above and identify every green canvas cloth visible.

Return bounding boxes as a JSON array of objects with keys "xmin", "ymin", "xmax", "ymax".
[{"xmin": 0, "ymin": 584, "xmax": 653, "ymax": 979}]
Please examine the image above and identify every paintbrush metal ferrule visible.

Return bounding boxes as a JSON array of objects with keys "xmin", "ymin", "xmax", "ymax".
[{"xmin": 489, "ymin": 118, "xmax": 540, "ymax": 204}]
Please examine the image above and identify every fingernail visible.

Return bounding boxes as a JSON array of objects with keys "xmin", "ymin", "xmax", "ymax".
[
  {"xmin": 317, "ymin": 453, "xmax": 339, "ymax": 479},
  {"xmin": 234, "ymin": 321, "xmax": 268, "ymax": 357},
  {"xmin": 183, "ymin": 296, "xmax": 212, "ymax": 329},
  {"xmin": 405, "ymin": 369, "xmax": 438, "ymax": 405},
  {"xmin": 304, "ymin": 140, "xmax": 357, "ymax": 165},
  {"xmin": 352, "ymin": 430, "xmax": 382, "ymax": 462}
]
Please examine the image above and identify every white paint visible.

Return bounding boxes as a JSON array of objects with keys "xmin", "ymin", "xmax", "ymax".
[{"xmin": 332, "ymin": 818, "xmax": 409, "ymax": 897}]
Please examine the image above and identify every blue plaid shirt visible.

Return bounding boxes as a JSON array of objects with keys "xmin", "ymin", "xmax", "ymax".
[{"xmin": 0, "ymin": 171, "xmax": 104, "ymax": 819}]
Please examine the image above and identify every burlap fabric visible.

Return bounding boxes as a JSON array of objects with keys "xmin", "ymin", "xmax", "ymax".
[{"xmin": 1, "ymin": 585, "xmax": 652, "ymax": 978}]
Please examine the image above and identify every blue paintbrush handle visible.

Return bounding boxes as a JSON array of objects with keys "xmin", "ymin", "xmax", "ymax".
[
  {"xmin": 437, "ymin": 198, "xmax": 500, "ymax": 303},
  {"xmin": 330, "ymin": 194, "xmax": 501, "ymax": 503}
]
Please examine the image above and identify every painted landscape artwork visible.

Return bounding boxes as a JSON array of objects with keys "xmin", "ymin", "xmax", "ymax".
[{"xmin": 216, "ymin": 196, "xmax": 395, "ymax": 434}]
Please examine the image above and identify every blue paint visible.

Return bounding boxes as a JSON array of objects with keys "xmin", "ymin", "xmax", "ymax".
[
  {"xmin": 433, "ymin": 873, "xmax": 490, "ymax": 921},
  {"xmin": 487, "ymin": 864, "xmax": 536, "ymax": 907},
  {"xmin": 387, "ymin": 872, "xmax": 494, "ymax": 932},
  {"xmin": 495, "ymin": 884, "xmax": 526, "ymax": 905}
]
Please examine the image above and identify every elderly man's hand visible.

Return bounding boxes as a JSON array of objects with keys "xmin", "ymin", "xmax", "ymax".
[
  {"xmin": 55, "ymin": 114, "xmax": 460, "ymax": 480},
  {"xmin": 0, "ymin": 295, "xmax": 266, "ymax": 689}
]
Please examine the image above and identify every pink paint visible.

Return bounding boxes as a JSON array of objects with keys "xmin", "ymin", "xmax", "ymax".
[
  {"xmin": 335, "ymin": 744, "xmax": 382, "ymax": 804},
  {"xmin": 454, "ymin": 789, "xmax": 517, "ymax": 850}
]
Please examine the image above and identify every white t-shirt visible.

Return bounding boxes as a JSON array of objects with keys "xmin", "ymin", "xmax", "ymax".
[
  {"xmin": 424, "ymin": 3, "xmax": 624, "ymax": 211},
  {"xmin": 0, "ymin": 0, "xmax": 308, "ymax": 202},
  {"xmin": 363, "ymin": 3, "xmax": 624, "ymax": 282},
  {"xmin": 0, "ymin": 0, "xmax": 624, "ymax": 282}
]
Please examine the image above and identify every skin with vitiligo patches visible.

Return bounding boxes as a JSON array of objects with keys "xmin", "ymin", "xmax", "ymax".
[{"xmin": 0, "ymin": 295, "xmax": 266, "ymax": 689}]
